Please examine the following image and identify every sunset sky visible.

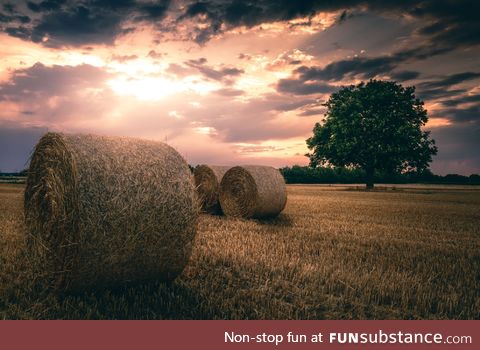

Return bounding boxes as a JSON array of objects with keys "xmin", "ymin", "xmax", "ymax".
[{"xmin": 0, "ymin": 0, "xmax": 479, "ymax": 174}]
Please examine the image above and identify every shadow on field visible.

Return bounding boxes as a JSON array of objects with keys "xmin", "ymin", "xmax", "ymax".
[
  {"xmin": 343, "ymin": 186, "xmax": 401, "ymax": 192},
  {"xmin": 254, "ymin": 213, "xmax": 293, "ymax": 227},
  {"xmin": 1, "ymin": 222, "xmax": 477, "ymax": 319},
  {"xmin": 10, "ymin": 258, "xmax": 303, "ymax": 319}
]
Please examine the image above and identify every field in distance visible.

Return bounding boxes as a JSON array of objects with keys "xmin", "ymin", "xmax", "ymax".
[{"xmin": 0, "ymin": 183, "xmax": 479, "ymax": 319}]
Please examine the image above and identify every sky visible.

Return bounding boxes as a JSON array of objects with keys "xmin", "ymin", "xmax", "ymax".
[{"xmin": 0, "ymin": 0, "xmax": 479, "ymax": 174}]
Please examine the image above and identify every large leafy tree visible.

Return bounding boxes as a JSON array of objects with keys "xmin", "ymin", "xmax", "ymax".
[{"xmin": 306, "ymin": 80, "xmax": 437, "ymax": 189}]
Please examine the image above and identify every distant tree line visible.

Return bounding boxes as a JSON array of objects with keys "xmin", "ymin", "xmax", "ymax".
[
  {"xmin": 279, "ymin": 165, "xmax": 480, "ymax": 185},
  {"xmin": 2, "ymin": 167, "xmax": 479, "ymax": 185},
  {"xmin": 0, "ymin": 169, "xmax": 28, "ymax": 177}
]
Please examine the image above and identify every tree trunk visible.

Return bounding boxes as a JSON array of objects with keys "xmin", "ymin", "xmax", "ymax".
[{"xmin": 365, "ymin": 166, "xmax": 374, "ymax": 190}]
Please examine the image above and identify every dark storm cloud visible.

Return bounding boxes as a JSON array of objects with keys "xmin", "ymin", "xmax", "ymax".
[
  {"xmin": 417, "ymin": 72, "xmax": 480, "ymax": 90},
  {"xmin": 440, "ymin": 94, "xmax": 480, "ymax": 107},
  {"xmin": 289, "ymin": 45, "xmax": 451, "ymax": 83},
  {"xmin": 28, "ymin": 4, "xmax": 131, "ymax": 46},
  {"xmin": 0, "ymin": 1, "xmax": 30, "ymax": 23},
  {"xmin": 275, "ymin": 44, "xmax": 466, "ymax": 96},
  {"xmin": 178, "ymin": 0, "xmax": 480, "ymax": 46},
  {"xmin": 2, "ymin": 2, "xmax": 15, "ymax": 13},
  {"xmin": 179, "ymin": 0, "xmax": 348, "ymax": 43},
  {"xmin": 415, "ymin": 72, "xmax": 480, "ymax": 101},
  {"xmin": 417, "ymin": 88, "xmax": 467, "ymax": 101},
  {"xmin": 438, "ymin": 104, "xmax": 480, "ymax": 124},
  {"xmin": 294, "ymin": 56, "xmax": 396, "ymax": 82},
  {"xmin": 0, "ymin": 13, "xmax": 29, "ymax": 23},
  {"xmin": 27, "ymin": 0, "xmax": 66, "ymax": 13},
  {"xmin": 2, "ymin": 0, "xmax": 479, "ymax": 48},
  {"xmin": 1, "ymin": 0, "xmax": 171, "ymax": 47},
  {"xmin": 136, "ymin": 1, "xmax": 170, "ymax": 20},
  {"xmin": 4, "ymin": 26, "xmax": 31, "ymax": 39},
  {"xmin": 275, "ymin": 52, "xmax": 403, "ymax": 95},
  {"xmin": 412, "ymin": 0, "xmax": 480, "ymax": 47}
]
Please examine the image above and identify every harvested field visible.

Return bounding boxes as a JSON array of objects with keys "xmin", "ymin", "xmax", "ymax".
[{"xmin": 1, "ymin": 183, "xmax": 479, "ymax": 319}]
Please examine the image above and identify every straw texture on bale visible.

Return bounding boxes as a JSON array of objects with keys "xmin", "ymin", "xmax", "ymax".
[
  {"xmin": 24, "ymin": 132, "xmax": 198, "ymax": 293},
  {"xmin": 194, "ymin": 165, "xmax": 231, "ymax": 213},
  {"xmin": 219, "ymin": 165, "xmax": 287, "ymax": 218}
]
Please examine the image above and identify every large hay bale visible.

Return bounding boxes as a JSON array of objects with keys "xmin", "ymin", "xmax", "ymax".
[
  {"xmin": 24, "ymin": 132, "xmax": 198, "ymax": 293},
  {"xmin": 193, "ymin": 165, "xmax": 231, "ymax": 213},
  {"xmin": 219, "ymin": 165, "xmax": 287, "ymax": 218}
]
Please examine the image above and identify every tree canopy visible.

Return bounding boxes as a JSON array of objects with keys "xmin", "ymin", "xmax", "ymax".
[{"xmin": 306, "ymin": 80, "xmax": 437, "ymax": 189}]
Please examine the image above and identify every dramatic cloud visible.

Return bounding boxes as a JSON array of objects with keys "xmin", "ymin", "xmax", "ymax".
[
  {"xmin": 1, "ymin": 0, "xmax": 477, "ymax": 48},
  {"xmin": 281, "ymin": 45, "xmax": 452, "ymax": 85},
  {"xmin": 178, "ymin": 0, "xmax": 337, "ymax": 43},
  {"xmin": 1, "ymin": 0, "xmax": 171, "ymax": 47},
  {"xmin": 415, "ymin": 72, "xmax": 480, "ymax": 102},
  {"xmin": 0, "ymin": 1, "xmax": 479, "ymax": 174},
  {"xmin": 440, "ymin": 94, "xmax": 480, "ymax": 107},
  {"xmin": 437, "ymin": 105, "xmax": 480, "ymax": 124},
  {"xmin": 417, "ymin": 72, "xmax": 480, "ymax": 90},
  {"xmin": 178, "ymin": 0, "xmax": 480, "ymax": 46},
  {"xmin": 0, "ymin": 62, "xmax": 110, "ymax": 102},
  {"xmin": 0, "ymin": 62, "xmax": 113, "ymax": 125}
]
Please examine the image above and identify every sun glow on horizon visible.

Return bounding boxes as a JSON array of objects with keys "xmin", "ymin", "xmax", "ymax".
[{"xmin": 107, "ymin": 75, "xmax": 219, "ymax": 101}]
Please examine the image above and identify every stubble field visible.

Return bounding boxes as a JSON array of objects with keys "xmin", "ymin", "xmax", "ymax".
[{"xmin": 0, "ymin": 183, "xmax": 479, "ymax": 319}]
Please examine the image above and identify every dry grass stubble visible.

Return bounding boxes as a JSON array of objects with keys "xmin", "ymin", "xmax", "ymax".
[{"xmin": 1, "ymin": 184, "xmax": 479, "ymax": 319}]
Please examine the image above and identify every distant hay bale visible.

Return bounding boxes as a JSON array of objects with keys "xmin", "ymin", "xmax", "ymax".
[
  {"xmin": 24, "ymin": 132, "xmax": 198, "ymax": 293},
  {"xmin": 219, "ymin": 165, "xmax": 287, "ymax": 218},
  {"xmin": 194, "ymin": 165, "xmax": 231, "ymax": 213}
]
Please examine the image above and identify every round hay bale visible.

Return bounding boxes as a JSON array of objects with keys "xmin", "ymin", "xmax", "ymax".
[
  {"xmin": 219, "ymin": 165, "xmax": 287, "ymax": 218},
  {"xmin": 193, "ymin": 165, "xmax": 231, "ymax": 214},
  {"xmin": 24, "ymin": 132, "xmax": 198, "ymax": 293}
]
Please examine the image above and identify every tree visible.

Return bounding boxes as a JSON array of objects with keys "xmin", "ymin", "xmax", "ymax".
[{"xmin": 306, "ymin": 80, "xmax": 437, "ymax": 189}]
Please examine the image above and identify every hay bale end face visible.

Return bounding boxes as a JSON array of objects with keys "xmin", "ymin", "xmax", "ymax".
[
  {"xmin": 194, "ymin": 165, "xmax": 231, "ymax": 213},
  {"xmin": 24, "ymin": 132, "xmax": 198, "ymax": 293},
  {"xmin": 219, "ymin": 165, "xmax": 287, "ymax": 219}
]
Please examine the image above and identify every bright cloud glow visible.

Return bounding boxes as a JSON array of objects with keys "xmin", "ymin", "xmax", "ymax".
[
  {"xmin": 107, "ymin": 75, "xmax": 219, "ymax": 101},
  {"xmin": 195, "ymin": 127, "xmax": 218, "ymax": 136}
]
